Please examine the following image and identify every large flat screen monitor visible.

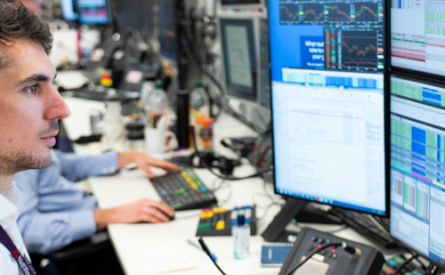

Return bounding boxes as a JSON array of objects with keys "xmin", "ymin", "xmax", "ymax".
[
  {"xmin": 391, "ymin": 0, "xmax": 445, "ymax": 77},
  {"xmin": 390, "ymin": 74, "xmax": 445, "ymax": 267},
  {"xmin": 271, "ymin": 69, "xmax": 386, "ymax": 215},
  {"xmin": 273, "ymin": 0, "xmax": 384, "ymax": 73},
  {"xmin": 76, "ymin": 0, "xmax": 112, "ymax": 25},
  {"xmin": 269, "ymin": 0, "xmax": 387, "ymax": 215},
  {"xmin": 220, "ymin": 18, "xmax": 258, "ymax": 101}
]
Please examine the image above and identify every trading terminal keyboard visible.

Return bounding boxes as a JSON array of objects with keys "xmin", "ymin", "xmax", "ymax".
[
  {"xmin": 330, "ymin": 208, "xmax": 398, "ymax": 249},
  {"xmin": 150, "ymin": 169, "xmax": 217, "ymax": 211}
]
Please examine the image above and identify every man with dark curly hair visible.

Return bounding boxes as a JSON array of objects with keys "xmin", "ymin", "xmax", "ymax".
[{"xmin": 0, "ymin": 1, "xmax": 70, "ymax": 274}]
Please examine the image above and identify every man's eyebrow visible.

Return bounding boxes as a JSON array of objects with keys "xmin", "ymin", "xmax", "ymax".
[{"xmin": 16, "ymin": 74, "xmax": 51, "ymax": 87}]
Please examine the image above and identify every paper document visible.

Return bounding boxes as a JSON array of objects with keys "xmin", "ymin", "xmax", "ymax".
[{"xmin": 141, "ymin": 245, "xmax": 198, "ymax": 274}]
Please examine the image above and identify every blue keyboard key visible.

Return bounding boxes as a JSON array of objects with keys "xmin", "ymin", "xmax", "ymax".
[
  {"xmin": 200, "ymin": 186, "xmax": 207, "ymax": 192},
  {"xmin": 412, "ymin": 270, "xmax": 423, "ymax": 275},
  {"xmin": 386, "ymin": 259, "xmax": 398, "ymax": 267},
  {"xmin": 161, "ymin": 190, "xmax": 167, "ymax": 195}
]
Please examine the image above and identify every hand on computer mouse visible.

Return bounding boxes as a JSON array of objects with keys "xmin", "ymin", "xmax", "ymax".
[{"xmin": 93, "ymin": 199, "xmax": 175, "ymax": 230}]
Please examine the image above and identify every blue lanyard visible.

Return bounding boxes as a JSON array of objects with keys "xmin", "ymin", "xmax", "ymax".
[{"xmin": 0, "ymin": 225, "xmax": 37, "ymax": 275}]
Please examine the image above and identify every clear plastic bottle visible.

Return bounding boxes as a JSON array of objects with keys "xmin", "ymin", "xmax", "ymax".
[
  {"xmin": 190, "ymin": 80, "xmax": 210, "ymax": 125},
  {"xmin": 102, "ymin": 91, "xmax": 124, "ymax": 150},
  {"xmin": 233, "ymin": 213, "xmax": 250, "ymax": 259},
  {"xmin": 143, "ymin": 80, "xmax": 170, "ymax": 129}
]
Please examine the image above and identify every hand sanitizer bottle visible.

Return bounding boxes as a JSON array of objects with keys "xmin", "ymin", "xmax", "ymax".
[{"xmin": 234, "ymin": 213, "xmax": 250, "ymax": 259}]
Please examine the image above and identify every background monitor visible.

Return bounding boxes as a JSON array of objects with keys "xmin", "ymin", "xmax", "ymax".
[
  {"xmin": 76, "ymin": 0, "xmax": 112, "ymax": 25},
  {"xmin": 268, "ymin": 0, "xmax": 387, "ymax": 215},
  {"xmin": 391, "ymin": 0, "xmax": 445, "ymax": 77},
  {"xmin": 390, "ymin": 73, "xmax": 445, "ymax": 267},
  {"xmin": 61, "ymin": 0, "xmax": 78, "ymax": 21},
  {"xmin": 116, "ymin": 0, "xmax": 153, "ymax": 33},
  {"xmin": 220, "ymin": 18, "xmax": 258, "ymax": 101},
  {"xmin": 158, "ymin": 0, "xmax": 178, "ymax": 60}
]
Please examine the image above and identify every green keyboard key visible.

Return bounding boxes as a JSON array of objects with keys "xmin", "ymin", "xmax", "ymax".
[
  {"xmin": 172, "ymin": 203, "xmax": 183, "ymax": 209},
  {"xmin": 394, "ymin": 256, "xmax": 405, "ymax": 265},
  {"xmin": 175, "ymin": 188, "xmax": 186, "ymax": 195},
  {"xmin": 198, "ymin": 223, "xmax": 211, "ymax": 231}
]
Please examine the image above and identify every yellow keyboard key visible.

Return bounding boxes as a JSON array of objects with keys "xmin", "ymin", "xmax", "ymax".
[{"xmin": 216, "ymin": 220, "xmax": 225, "ymax": 230}]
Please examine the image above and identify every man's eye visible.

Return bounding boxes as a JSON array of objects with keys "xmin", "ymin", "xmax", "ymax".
[{"xmin": 24, "ymin": 85, "xmax": 38, "ymax": 94}]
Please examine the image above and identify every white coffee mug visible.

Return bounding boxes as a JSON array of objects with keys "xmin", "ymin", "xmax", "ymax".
[{"xmin": 144, "ymin": 127, "xmax": 177, "ymax": 154}]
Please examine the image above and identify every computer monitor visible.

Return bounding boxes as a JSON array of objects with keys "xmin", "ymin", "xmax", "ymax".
[
  {"xmin": 116, "ymin": 0, "xmax": 153, "ymax": 34},
  {"xmin": 220, "ymin": 18, "xmax": 258, "ymax": 101},
  {"xmin": 218, "ymin": 13, "xmax": 271, "ymax": 130},
  {"xmin": 76, "ymin": 0, "xmax": 112, "ymax": 25},
  {"xmin": 390, "ymin": 73, "xmax": 445, "ymax": 267},
  {"xmin": 268, "ymin": 0, "xmax": 386, "ymax": 215},
  {"xmin": 158, "ymin": 0, "xmax": 178, "ymax": 60},
  {"xmin": 391, "ymin": 0, "xmax": 445, "ymax": 77},
  {"xmin": 61, "ymin": 0, "xmax": 78, "ymax": 21},
  {"xmin": 275, "ymin": 0, "xmax": 384, "ymax": 73}
]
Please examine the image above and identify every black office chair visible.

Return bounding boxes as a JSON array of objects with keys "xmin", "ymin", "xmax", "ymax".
[{"xmin": 30, "ymin": 231, "xmax": 123, "ymax": 275}]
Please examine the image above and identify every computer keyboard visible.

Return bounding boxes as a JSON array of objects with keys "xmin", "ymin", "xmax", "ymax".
[
  {"xmin": 329, "ymin": 208, "xmax": 398, "ymax": 249},
  {"xmin": 150, "ymin": 169, "xmax": 217, "ymax": 211}
]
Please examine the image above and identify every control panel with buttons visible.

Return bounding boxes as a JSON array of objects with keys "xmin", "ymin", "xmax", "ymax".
[
  {"xmin": 196, "ymin": 206, "xmax": 257, "ymax": 237},
  {"xmin": 279, "ymin": 227, "xmax": 385, "ymax": 275}
]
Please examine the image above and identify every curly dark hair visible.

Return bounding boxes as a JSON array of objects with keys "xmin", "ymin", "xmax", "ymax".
[{"xmin": 0, "ymin": 0, "xmax": 52, "ymax": 69}]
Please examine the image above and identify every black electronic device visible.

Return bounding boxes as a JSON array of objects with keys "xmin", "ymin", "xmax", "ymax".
[
  {"xmin": 118, "ymin": 64, "xmax": 160, "ymax": 93},
  {"xmin": 329, "ymin": 208, "xmax": 397, "ymax": 249},
  {"xmin": 87, "ymin": 36, "xmax": 125, "ymax": 70},
  {"xmin": 150, "ymin": 169, "xmax": 217, "ymax": 211},
  {"xmin": 116, "ymin": 0, "xmax": 153, "ymax": 34},
  {"xmin": 279, "ymin": 227, "xmax": 385, "ymax": 275},
  {"xmin": 195, "ymin": 206, "xmax": 257, "ymax": 237}
]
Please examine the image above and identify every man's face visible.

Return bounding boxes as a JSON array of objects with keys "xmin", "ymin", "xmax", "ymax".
[{"xmin": 0, "ymin": 38, "xmax": 70, "ymax": 174}]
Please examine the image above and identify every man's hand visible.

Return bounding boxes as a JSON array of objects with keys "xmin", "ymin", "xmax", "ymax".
[
  {"xmin": 117, "ymin": 150, "xmax": 181, "ymax": 178},
  {"xmin": 93, "ymin": 199, "xmax": 174, "ymax": 231}
]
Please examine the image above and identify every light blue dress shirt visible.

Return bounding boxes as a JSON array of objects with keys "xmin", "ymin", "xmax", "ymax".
[{"xmin": 13, "ymin": 150, "xmax": 119, "ymax": 255}]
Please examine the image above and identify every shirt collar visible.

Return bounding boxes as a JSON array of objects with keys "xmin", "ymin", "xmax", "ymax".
[{"xmin": 0, "ymin": 181, "xmax": 20, "ymax": 221}]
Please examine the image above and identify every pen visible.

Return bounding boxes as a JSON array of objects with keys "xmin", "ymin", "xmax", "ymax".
[{"xmin": 187, "ymin": 238, "xmax": 218, "ymax": 262}]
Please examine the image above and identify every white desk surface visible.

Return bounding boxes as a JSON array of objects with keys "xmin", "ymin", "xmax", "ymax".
[{"xmin": 83, "ymin": 113, "xmax": 399, "ymax": 275}]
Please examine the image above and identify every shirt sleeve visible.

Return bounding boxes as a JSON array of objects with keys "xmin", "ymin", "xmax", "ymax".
[
  {"xmin": 53, "ymin": 150, "xmax": 119, "ymax": 183},
  {"xmin": 15, "ymin": 170, "xmax": 97, "ymax": 255}
]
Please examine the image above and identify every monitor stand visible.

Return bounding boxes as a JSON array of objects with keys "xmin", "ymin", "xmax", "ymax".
[{"xmin": 261, "ymin": 198, "xmax": 342, "ymax": 242}]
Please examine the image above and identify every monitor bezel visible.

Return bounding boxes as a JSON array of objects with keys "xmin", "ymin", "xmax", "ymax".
[
  {"xmin": 389, "ymin": 70, "xmax": 445, "ymax": 268},
  {"xmin": 268, "ymin": 0, "xmax": 390, "ymax": 217},
  {"xmin": 220, "ymin": 0, "xmax": 264, "ymax": 9},
  {"xmin": 76, "ymin": 0, "xmax": 113, "ymax": 25}
]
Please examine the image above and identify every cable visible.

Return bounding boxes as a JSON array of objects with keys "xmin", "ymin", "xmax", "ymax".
[
  {"xmin": 198, "ymin": 237, "xmax": 226, "ymax": 275},
  {"xmin": 190, "ymin": 126, "xmax": 273, "ymax": 181},
  {"xmin": 393, "ymin": 254, "xmax": 419, "ymax": 275},
  {"xmin": 284, "ymin": 243, "xmax": 342, "ymax": 275}
]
